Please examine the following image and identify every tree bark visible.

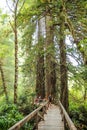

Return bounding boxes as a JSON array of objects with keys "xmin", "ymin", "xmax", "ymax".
[
  {"xmin": 36, "ymin": 18, "xmax": 45, "ymax": 99},
  {"xmin": 14, "ymin": 11, "xmax": 18, "ymax": 104},
  {"xmin": 59, "ymin": 8, "xmax": 69, "ymax": 112},
  {"xmin": 6, "ymin": 0, "xmax": 25, "ymax": 104},
  {"xmin": 0, "ymin": 61, "xmax": 8, "ymax": 102},
  {"xmin": 45, "ymin": 7, "xmax": 56, "ymax": 99},
  {"xmin": 83, "ymin": 85, "xmax": 87, "ymax": 101}
]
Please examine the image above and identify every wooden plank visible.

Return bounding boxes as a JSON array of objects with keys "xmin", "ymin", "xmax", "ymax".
[
  {"xmin": 38, "ymin": 126, "xmax": 64, "ymax": 130},
  {"xmin": 38, "ymin": 104, "xmax": 64, "ymax": 130}
]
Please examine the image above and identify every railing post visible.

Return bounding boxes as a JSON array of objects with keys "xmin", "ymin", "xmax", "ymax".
[
  {"xmin": 43, "ymin": 106, "xmax": 47, "ymax": 114},
  {"xmin": 35, "ymin": 113, "xmax": 38, "ymax": 130},
  {"xmin": 58, "ymin": 101, "xmax": 77, "ymax": 130}
]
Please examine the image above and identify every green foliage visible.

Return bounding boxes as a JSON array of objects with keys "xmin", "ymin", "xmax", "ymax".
[
  {"xmin": 79, "ymin": 39, "xmax": 87, "ymax": 55},
  {"xmin": 18, "ymin": 84, "xmax": 36, "ymax": 113},
  {"xmin": 0, "ymin": 104, "xmax": 23, "ymax": 130},
  {"xmin": 0, "ymin": 103, "xmax": 37, "ymax": 130},
  {"xmin": 80, "ymin": 66, "xmax": 87, "ymax": 81},
  {"xmin": 21, "ymin": 122, "xmax": 33, "ymax": 130},
  {"xmin": 69, "ymin": 102, "xmax": 87, "ymax": 130}
]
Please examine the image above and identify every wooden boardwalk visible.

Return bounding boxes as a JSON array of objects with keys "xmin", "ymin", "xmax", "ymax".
[{"xmin": 38, "ymin": 104, "xmax": 64, "ymax": 130}]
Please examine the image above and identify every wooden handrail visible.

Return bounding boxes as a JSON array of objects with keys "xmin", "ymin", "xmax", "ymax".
[
  {"xmin": 8, "ymin": 101, "xmax": 48, "ymax": 130},
  {"xmin": 59, "ymin": 101, "xmax": 77, "ymax": 130}
]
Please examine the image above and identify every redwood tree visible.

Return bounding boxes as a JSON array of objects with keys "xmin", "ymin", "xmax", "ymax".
[
  {"xmin": 45, "ymin": 4, "xmax": 56, "ymax": 99},
  {"xmin": 59, "ymin": 5, "xmax": 68, "ymax": 112},
  {"xmin": 36, "ymin": 19, "xmax": 45, "ymax": 99}
]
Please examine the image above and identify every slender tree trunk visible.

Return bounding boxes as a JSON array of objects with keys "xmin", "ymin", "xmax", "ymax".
[
  {"xmin": 0, "ymin": 61, "xmax": 8, "ymax": 102},
  {"xmin": 59, "ymin": 8, "xmax": 69, "ymax": 112},
  {"xmin": 83, "ymin": 86, "xmax": 87, "ymax": 101},
  {"xmin": 45, "ymin": 8, "xmax": 56, "ymax": 99},
  {"xmin": 14, "ymin": 13, "xmax": 18, "ymax": 104},
  {"xmin": 36, "ymin": 19, "xmax": 45, "ymax": 99},
  {"xmin": 51, "ymin": 62, "xmax": 56, "ymax": 100},
  {"xmin": 6, "ymin": 0, "xmax": 25, "ymax": 104},
  {"xmin": 84, "ymin": 90, "xmax": 86, "ymax": 101}
]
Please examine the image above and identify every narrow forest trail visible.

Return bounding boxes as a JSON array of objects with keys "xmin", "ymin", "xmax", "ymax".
[
  {"xmin": 8, "ymin": 101, "xmax": 77, "ymax": 130},
  {"xmin": 38, "ymin": 104, "xmax": 64, "ymax": 130}
]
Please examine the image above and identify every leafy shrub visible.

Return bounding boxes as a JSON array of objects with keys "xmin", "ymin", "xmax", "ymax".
[
  {"xmin": 21, "ymin": 121, "xmax": 34, "ymax": 130},
  {"xmin": 0, "ymin": 102, "xmax": 38, "ymax": 130},
  {"xmin": 0, "ymin": 104, "xmax": 23, "ymax": 130},
  {"xmin": 69, "ymin": 102, "xmax": 87, "ymax": 130}
]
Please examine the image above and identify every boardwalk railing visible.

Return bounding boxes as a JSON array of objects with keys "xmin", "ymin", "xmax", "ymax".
[
  {"xmin": 8, "ymin": 101, "xmax": 48, "ymax": 130},
  {"xmin": 59, "ymin": 101, "xmax": 77, "ymax": 130}
]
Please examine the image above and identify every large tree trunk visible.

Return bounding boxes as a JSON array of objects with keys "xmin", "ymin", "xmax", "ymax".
[
  {"xmin": 45, "ymin": 7, "xmax": 56, "ymax": 99},
  {"xmin": 0, "ymin": 61, "xmax": 8, "ymax": 102},
  {"xmin": 36, "ymin": 18, "xmax": 45, "ymax": 99},
  {"xmin": 14, "ymin": 13, "xmax": 18, "ymax": 104},
  {"xmin": 59, "ymin": 9, "xmax": 69, "ymax": 112}
]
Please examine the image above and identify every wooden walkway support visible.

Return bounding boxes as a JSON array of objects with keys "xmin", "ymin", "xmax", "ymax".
[{"xmin": 38, "ymin": 104, "xmax": 64, "ymax": 130}]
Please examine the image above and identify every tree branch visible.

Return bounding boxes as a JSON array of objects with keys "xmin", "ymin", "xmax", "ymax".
[
  {"xmin": 17, "ymin": 0, "xmax": 26, "ymax": 15},
  {"xmin": 6, "ymin": 0, "xmax": 14, "ymax": 13},
  {"xmin": 9, "ymin": 21, "xmax": 15, "ymax": 32}
]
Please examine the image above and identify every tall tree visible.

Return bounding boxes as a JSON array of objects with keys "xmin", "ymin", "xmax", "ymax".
[
  {"xmin": 36, "ymin": 18, "xmax": 45, "ymax": 99},
  {"xmin": 45, "ymin": 3, "xmax": 56, "ymax": 99},
  {"xmin": 6, "ymin": 0, "xmax": 25, "ymax": 104},
  {"xmin": 14, "ymin": 0, "xmax": 19, "ymax": 104},
  {"xmin": 59, "ymin": 5, "xmax": 68, "ymax": 112}
]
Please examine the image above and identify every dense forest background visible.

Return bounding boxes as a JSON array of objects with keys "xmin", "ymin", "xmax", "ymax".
[{"xmin": 0, "ymin": 0, "xmax": 87, "ymax": 130}]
